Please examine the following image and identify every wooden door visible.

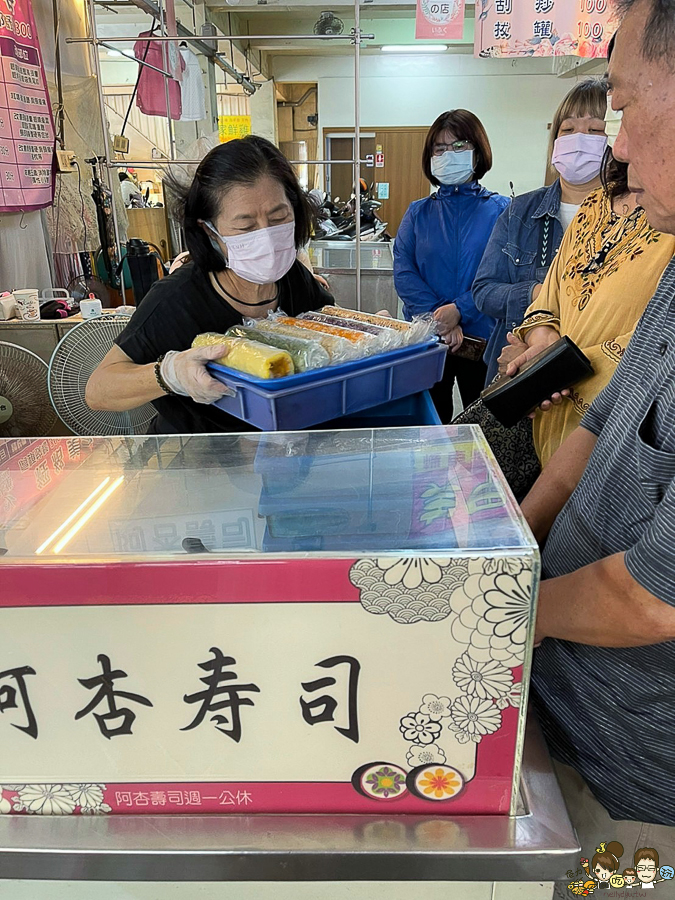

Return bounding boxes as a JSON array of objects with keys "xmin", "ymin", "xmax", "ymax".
[
  {"xmin": 126, "ymin": 208, "xmax": 171, "ymax": 261},
  {"xmin": 323, "ymin": 128, "xmax": 429, "ymax": 236},
  {"xmin": 373, "ymin": 129, "xmax": 429, "ymax": 236}
]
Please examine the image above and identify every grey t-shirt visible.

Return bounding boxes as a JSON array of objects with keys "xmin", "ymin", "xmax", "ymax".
[{"xmin": 531, "ymin": 256, "xmax": 675, "ymax": 825}]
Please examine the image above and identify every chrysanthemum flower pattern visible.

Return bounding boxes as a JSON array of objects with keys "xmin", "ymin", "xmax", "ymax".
[
  {"xmin": 1, "ymin": 784, "xmax": 110, "ymax": 816},
  {"xmin": 399, "ymin": 711, "xmax": 442, "ymax": 745}
]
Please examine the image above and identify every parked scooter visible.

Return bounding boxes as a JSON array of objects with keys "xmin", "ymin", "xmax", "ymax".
[{"xmin": 310, "ymin": 182, "xmax": 391, "ymax": 242}]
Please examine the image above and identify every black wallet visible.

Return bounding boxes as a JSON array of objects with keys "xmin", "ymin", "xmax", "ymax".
[
  {"xmin": 480, "ymin": 336, "xmax": 593, "ymax": 428},
  {"xmin": 454, "ymin": 334, "xmax": 487, "ymax": 362}
]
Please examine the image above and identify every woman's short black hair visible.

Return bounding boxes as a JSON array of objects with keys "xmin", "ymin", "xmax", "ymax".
[
  {"xmin": 601, "ymin": 148, "xmax": 629, "ymax": 201},
  {"xmin": 177, "ymin": 135, "xmax": 313, "ymax": 273},
  {"xmin": 422, "ymin": 109, "xmax": 493, "ymax": 185}
]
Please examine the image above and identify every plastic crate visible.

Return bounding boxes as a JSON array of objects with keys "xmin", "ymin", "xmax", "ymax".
[
  {"xmin": 209, "ymin": 340, "xmax": 447, "ymax": 431},
  {"xmin": 316, "ymin": 389, "xmax": 441, "ymax": 430}
]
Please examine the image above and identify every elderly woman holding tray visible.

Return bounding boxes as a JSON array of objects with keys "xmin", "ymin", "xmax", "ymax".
[{"xmin": 86, "ymin": 136, "xmax": 332, "ymax": 435}]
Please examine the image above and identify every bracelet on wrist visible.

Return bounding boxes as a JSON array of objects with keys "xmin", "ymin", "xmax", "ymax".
[{"xmin": 154, "ymin": 354, "xmax": 175, "ymax": 395}]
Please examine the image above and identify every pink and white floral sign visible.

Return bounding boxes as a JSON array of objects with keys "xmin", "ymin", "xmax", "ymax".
[
  {"xmin": 0, "ymin": 551, "xmax": 536, "ymax": 816},
  {"xmin": 474, "ymin": 0, "xmax": 620, "ymax": 59}
]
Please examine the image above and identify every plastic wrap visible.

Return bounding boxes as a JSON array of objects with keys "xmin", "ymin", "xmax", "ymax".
[
  {"xmin": 300, "ymin": 311, "xmax": 403, "ymax": 352},
  {"xmin": 321, "ymin": 306, "xmax": 413, "ymax": 332},
  {"xmin": 192, "ymin": 333, "xmax": 294, "ymax": 379},
  {"xmin": 300, "ymin": 311, "xmax": 386, "ymax": 337},
  {"xmin": 250, "ymin": 318, "xmax": 357, "ymax": 364},
  {"xmin": 320, "ymin": 306, "xmax": 436, "ymax": 346},
  {"xmin": 226, "ymin": 325, "xmax": 330, "ymax": 372},
  {"xmin": 276, "ymin": 316, "xmax": 376, "ymax": 346}
]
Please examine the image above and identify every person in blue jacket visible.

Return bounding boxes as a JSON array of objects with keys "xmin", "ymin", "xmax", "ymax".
[
  {"xmin": 394, "ymin": 109, "xmax": 509, "ymax": 423},
  {"xmin": 473, "ymin": 78, "xmax": 610, "ymax": 383}
]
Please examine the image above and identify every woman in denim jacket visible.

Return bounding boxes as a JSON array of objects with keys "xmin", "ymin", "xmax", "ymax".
[{"xmin": 473, "ymin": 79, "xmax": 609, "ymax": 383}]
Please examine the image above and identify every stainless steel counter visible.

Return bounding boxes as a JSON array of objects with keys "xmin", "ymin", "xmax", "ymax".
[{"xmin": 0, "ymin": 719, "xmax": 578, "ymax": 882}]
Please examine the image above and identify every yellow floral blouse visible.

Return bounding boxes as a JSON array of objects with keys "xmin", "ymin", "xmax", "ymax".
[{"xmin": 515, "ymin": 188, "xmax": 675, "ymax": 467}]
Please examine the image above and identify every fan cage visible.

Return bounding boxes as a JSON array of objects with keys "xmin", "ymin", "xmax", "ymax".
[
  {"xmin": 49, "ymin": 315, "xmax": 155, "ymax": 437},
  {"xmin": 0, "ymin": 341, "xmax": 58, "ymax": 437}
]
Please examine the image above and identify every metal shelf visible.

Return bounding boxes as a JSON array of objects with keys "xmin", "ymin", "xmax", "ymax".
[
  {"xmin": 0, "ymin": 718, "xmax": 578, "ymax": 882},
  {"xmin": 64, "ymin": 0, "xmax": 370, "ymax": 308}
]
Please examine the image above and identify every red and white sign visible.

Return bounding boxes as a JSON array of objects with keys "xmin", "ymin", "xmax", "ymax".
[
  {"xmin": 375, "ymin": 151, "xmax": 384, "ymax": 168},
  {"xmin": 415, "ymin": 0, "xmax": 465, "ymax": 41},
  {"xmin": 474, "ymin": 0, "xmax": 619, "ymax": 59},
  {"xmin": 0, "ymin": 0, "xmax": 55, "ymax": 212}
]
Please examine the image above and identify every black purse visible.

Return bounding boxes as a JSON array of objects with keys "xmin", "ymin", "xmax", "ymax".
[{"xmin": 451, "ymin": 398, "xmax": 540, "ymax": 501}]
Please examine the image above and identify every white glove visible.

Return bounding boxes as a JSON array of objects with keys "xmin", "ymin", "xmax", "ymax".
[{"xmin": 160, "ymin": 345, "xmax": 234, "ymax": 405}]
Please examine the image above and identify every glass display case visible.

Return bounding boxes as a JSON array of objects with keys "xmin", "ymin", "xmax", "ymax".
[
  {"xmin": 0, "ymin": 427, "xmax": 539, "ymax": 818},
  {"xmin": 308, "ymin": 241, "xmax": 399, "ymax": 316}
]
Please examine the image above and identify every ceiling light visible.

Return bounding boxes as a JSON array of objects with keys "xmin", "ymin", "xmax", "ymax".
[
  {"xmin": 106, "ymin": 49, "xmax": 123, "ymax": 57},
  {"xmin": 35, "ymin": 477, "xmax": 110, "ymax": 554},
  {"xmin": 52, "ymin": 476, "xmax": 124, "ymax": 554},
  {"xmin": 381, "ymin": 44, "xmax": 448, "ymax": 53}
]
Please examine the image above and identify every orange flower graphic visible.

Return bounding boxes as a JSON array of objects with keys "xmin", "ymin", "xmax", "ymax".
[{"xmin": 419, "ymin": 768, "xmax": 461, "ymax": 799}]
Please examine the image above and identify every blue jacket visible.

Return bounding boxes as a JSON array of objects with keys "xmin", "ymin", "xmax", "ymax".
[
  {"xmin": 473, "ymin": 180, "xmax": 565, "ymax": 382},
  {"xmin": 393, "ymin": 182, "xmax": 510, "ymax": 340}
]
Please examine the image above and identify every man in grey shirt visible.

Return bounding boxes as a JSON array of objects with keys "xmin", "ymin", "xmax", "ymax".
[{"xmin": 518, "ymin": 0, "xmax": 675, "ymax": 868}]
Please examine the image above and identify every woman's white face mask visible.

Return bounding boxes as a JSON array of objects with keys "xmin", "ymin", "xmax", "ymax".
[{"xmin": 205, "ymin": 220, "xmax": 296, "ymax": 285}]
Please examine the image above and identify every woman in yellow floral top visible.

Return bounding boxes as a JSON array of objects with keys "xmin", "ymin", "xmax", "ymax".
[{"xmin": 503, "ymin": 159, "xmax": 675, "ymax": 467}]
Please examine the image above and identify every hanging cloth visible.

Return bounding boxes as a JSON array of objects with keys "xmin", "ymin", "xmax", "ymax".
[
  {"xmin": 133, "ymin": 30, "xmax": 185, "ymax": 120},
  {"xmin": 179, "ymin": 47, "xmax": 207, "ymax": 121}
]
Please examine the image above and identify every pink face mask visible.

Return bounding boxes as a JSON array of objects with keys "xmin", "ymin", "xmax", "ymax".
[
  {"xmin": 205, "ymin": 220, "xmax": 296, "ymax": 285},
  {"xmin": 552, "ymin": 133, "xmax": 607, "ymax": 186}
]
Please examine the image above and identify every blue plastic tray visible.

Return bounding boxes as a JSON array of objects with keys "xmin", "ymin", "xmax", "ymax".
[
  {"xmin": 261, "ymin": 525, "xmax": 459, "ymax": 553},
  {"xmin": 209, "ymin": 341, "xmax": 447, "ymax": 431},
  {"xmin": 208, "ymin": 338, "xmax": 438, "ymax": 390}
]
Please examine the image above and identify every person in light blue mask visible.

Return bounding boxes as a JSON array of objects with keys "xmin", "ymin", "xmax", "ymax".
[
  {"xmin": 394, "ymin": 109, "xmax": 509, "ymax": 422},
  {"xmin": 473, "ymin": 78, "xmax": 610, "ymax": 384}
]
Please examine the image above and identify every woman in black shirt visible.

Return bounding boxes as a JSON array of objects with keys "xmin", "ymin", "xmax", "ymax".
[{"xmin": 86, "ymin": 136, "xmax": 331, "ymax": 433}]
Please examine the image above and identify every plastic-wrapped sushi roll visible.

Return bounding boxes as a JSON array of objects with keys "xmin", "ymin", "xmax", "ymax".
[
  {"xmin": 253, "ymin": 319, "xmax": 357, "ymax": 363},
  {"xmin": 320, "ymin": 306, "xmax": 413, "ymax": 332},
  {"xmin": 276, "ymin": 316, "xmax": 375, "ymax": 345},
  {"xmin": 320, "ymin": 306, "xmax": 436, "ymax": 345},
  {"xmin": 299, "ymin": 311, "xmax": 390, "ymax": 337},
  {"xmin": 226, "ymin": 324, "xmax": 330, "ymax": 372},
  {"xmin": 192, "ymin": 333, "xmax": 294, "ymax": 378}
]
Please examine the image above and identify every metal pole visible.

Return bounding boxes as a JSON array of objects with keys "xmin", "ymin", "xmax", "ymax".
[
  {"xmin": 52, "ymin": 0, "xmax": 65, "ymax": 148},
  {"xmin": 158, "ymin": 0, "xmax": 176, "ymax": 161},
  {"xmin": 105, "ymin": 158, "xmax": 365, "ymax": 167},
  {"xmin": 86, "ymin": 0, "xmax": 126, "ymax": 302},
  {"xmin": 354, "ymin": 2, "xmax": 361, "ymax": 311},
  {"xmin": 67, "ymin": 33, "xmax": 375, "ymax": 42},
  {"xmin": 98, "ymin": 39, "xmax": 173, "ymax": 78}
]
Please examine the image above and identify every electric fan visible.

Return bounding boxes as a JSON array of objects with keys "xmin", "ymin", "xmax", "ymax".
[
  {"xmin": 0, "ymin": 342, "xmax": 58, "ymax": 437},
  {"xmin": 48, "ymin": 315, "xmax": 155, "ymax": 436},
  {"xmin": 67, "ymin": 274, "xmax": 110, "ymax": 307},
  {"xmin": 314, "ymin": 10, "xmax": 344, "ymax": 35}
]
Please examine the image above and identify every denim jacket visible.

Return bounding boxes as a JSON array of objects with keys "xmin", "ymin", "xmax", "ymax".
[
  {"xmin": 394, "ymin": 182, "xmax": 510, "ymax": 339},
  {"xmin": 473, "ymin": 180, "xmax": 564, "ymax": 382}
]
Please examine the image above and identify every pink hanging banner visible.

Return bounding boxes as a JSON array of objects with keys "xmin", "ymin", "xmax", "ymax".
[
  {"xmin": 474, "ymin": 0, "xmax": 619, "ymax": 59},
  {"xmin": 415, "ymin": 0, "xmax": 466, "ymax": 41},
  {"xmin": 0, "ymin": 0, "xmax": 55, "ymax": 213}
]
